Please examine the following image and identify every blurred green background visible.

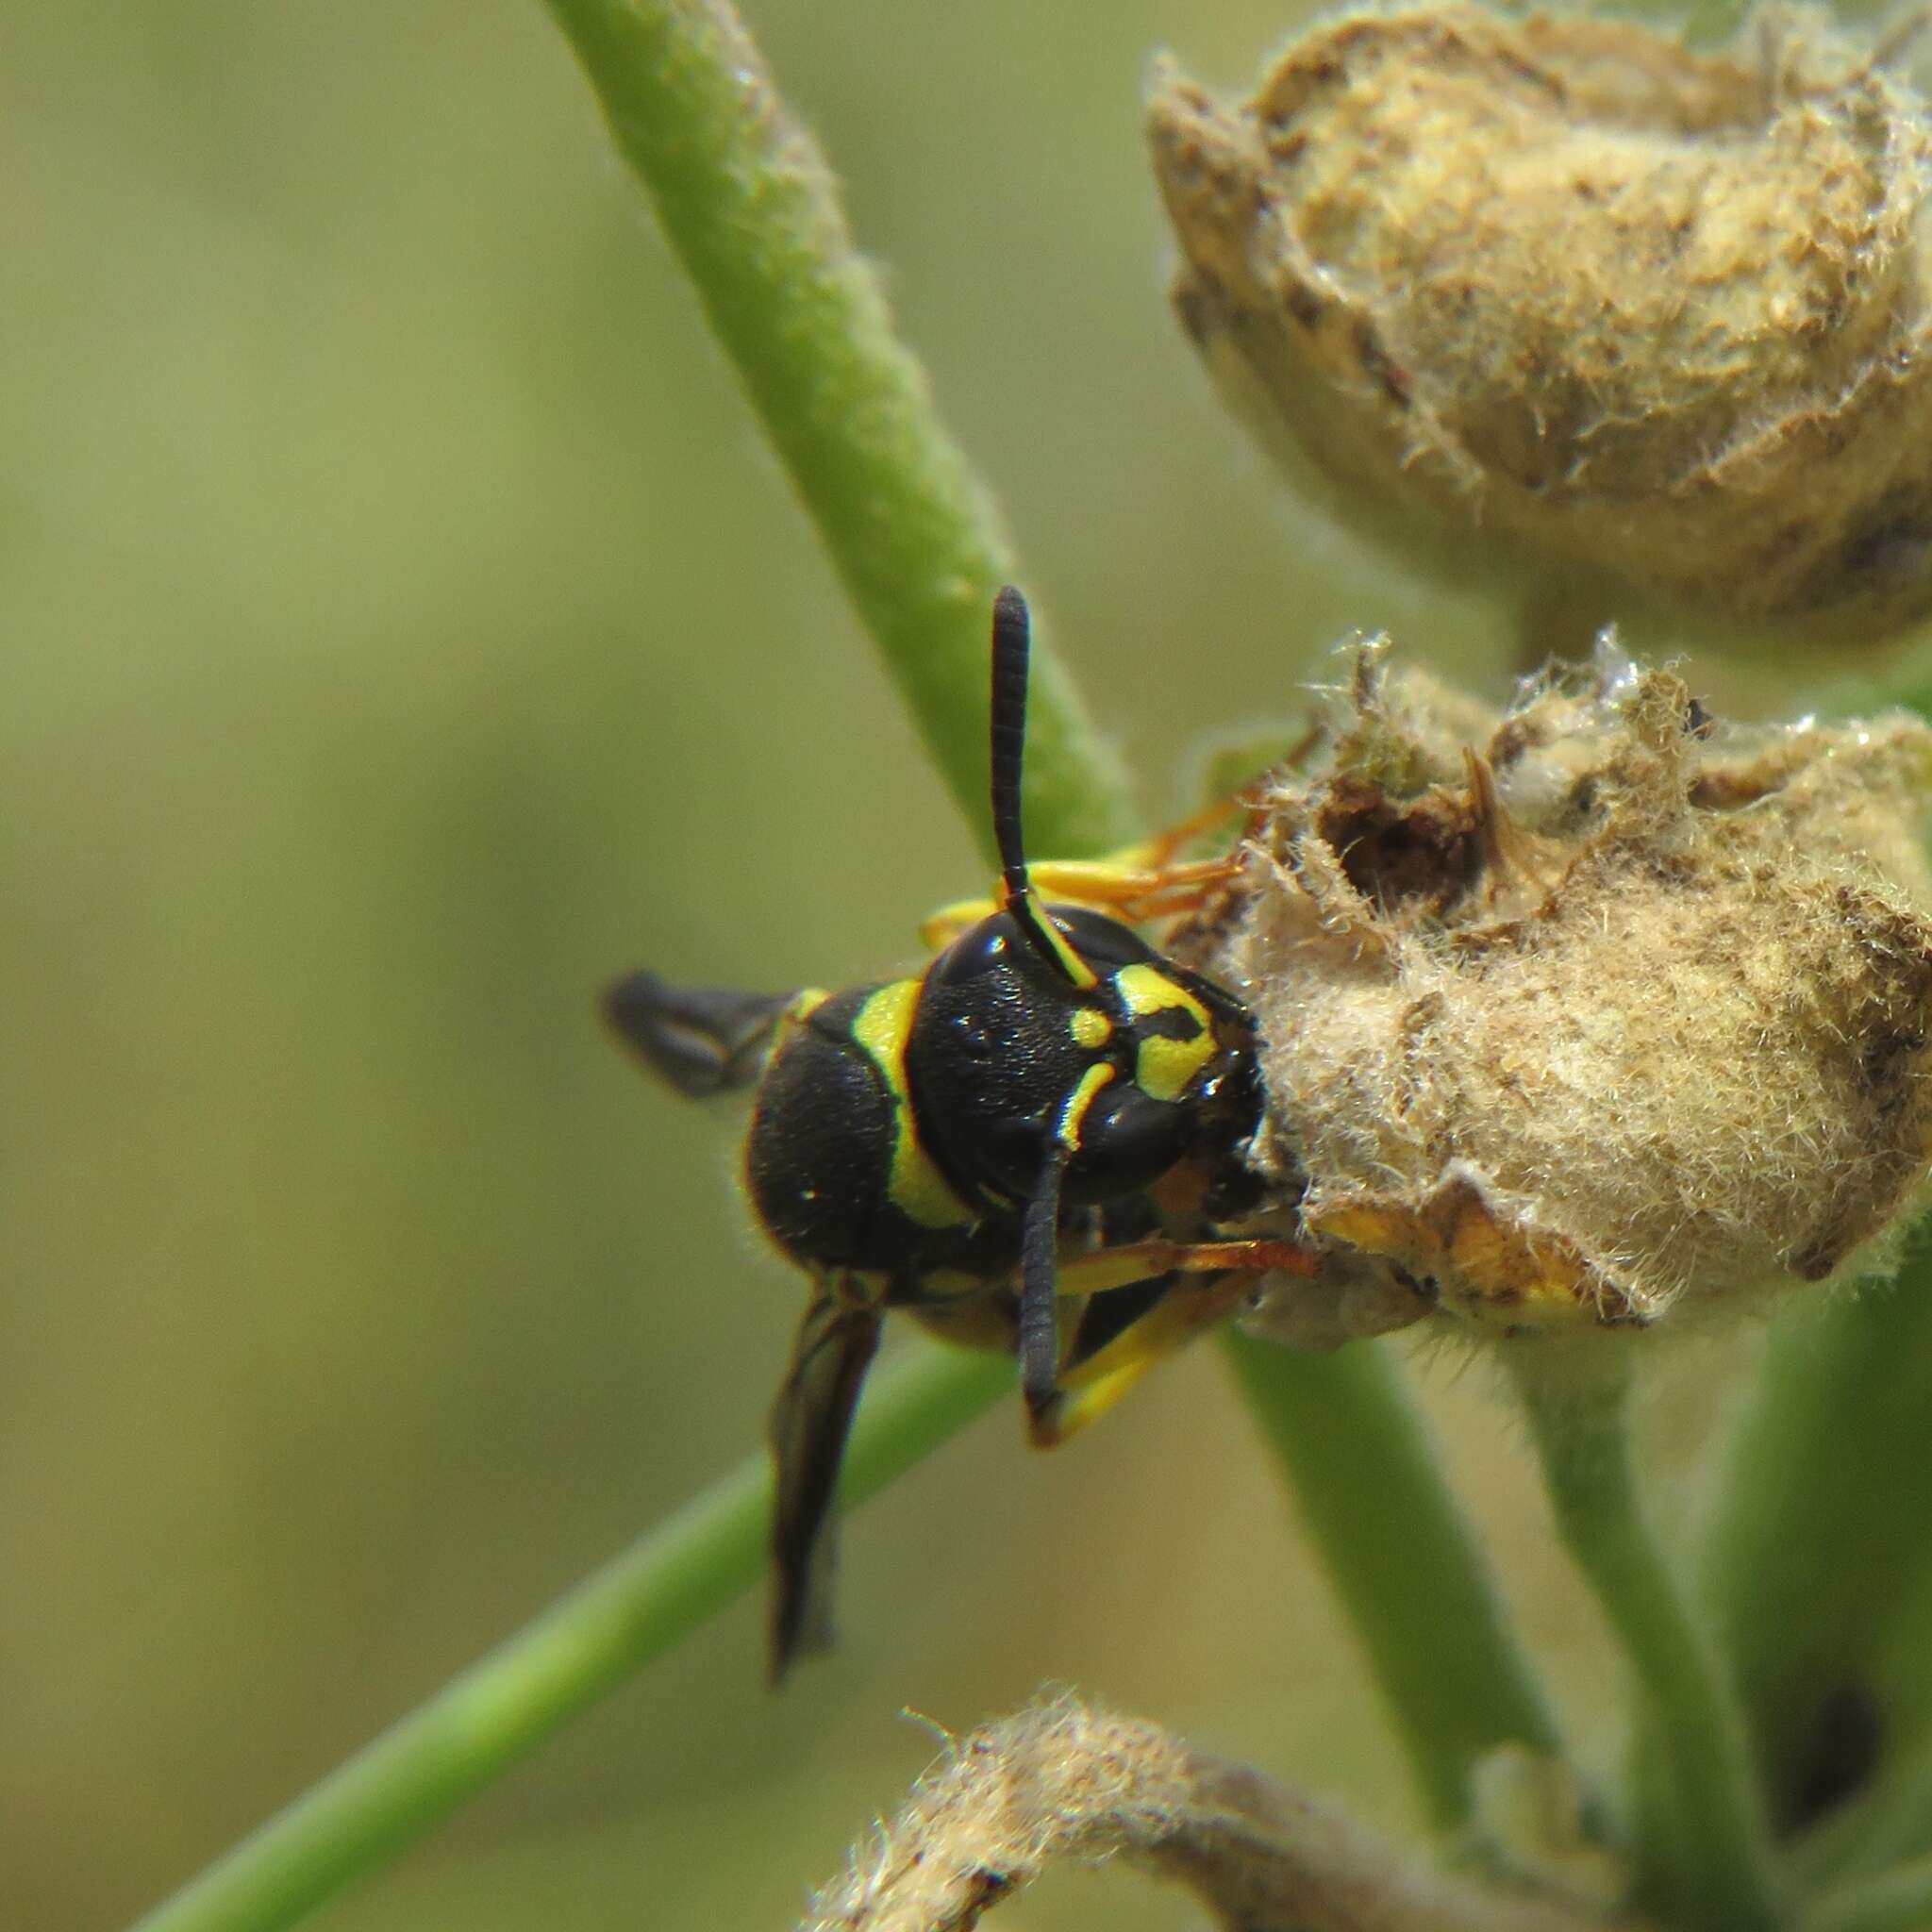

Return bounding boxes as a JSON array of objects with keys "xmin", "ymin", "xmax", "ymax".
[{"xmin": 3, "ymin": 3, "xmax": 1786, "ymax": 1927}]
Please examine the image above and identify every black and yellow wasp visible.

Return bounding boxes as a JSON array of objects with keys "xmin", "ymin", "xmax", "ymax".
[{"xmin": 606, "ymin": 588, "xmax": 1314, "ymax": 1679}]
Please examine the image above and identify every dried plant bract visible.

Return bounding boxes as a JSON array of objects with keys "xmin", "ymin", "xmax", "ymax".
[
  {"xmin": 1206, "ymin": 646, "xmax": 1932, "ymax": 1339},
  {"xmin": 1150, "ymin": 5, "xmax": 1932, "ymax": 638},
  {"xmin": 803, "ymin": 1696, "xmax": 1617, "ymax": 1932}
]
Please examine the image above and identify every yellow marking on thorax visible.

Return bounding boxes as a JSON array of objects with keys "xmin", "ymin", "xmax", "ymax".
[
  {"xmin": 849, "ymin": 978, "xmax": 977, "ymax": 1229},
  {"xmin": 1057, "ymin": 1060, "xmax": 1116, "ymax": 1150},
  {"xmin": 1113, "ymin": 962, "xmax": 1215, "ymax": 1104},
  {"xmin": 1070, "ymin": 1006, "xmax": 1111, "ymax": 1050}
]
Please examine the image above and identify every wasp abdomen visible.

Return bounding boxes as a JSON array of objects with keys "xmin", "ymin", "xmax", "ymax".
[
  {"xmin": 745, "ymin": 986, "xmax": 903, "ymax": 1274},
  {"xmin": 746, "ymin": 981, "xmax": 991, "ymax": 1276}
]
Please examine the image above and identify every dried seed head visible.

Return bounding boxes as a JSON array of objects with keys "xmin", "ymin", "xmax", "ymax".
[
  {"xmin": 802, "ymin": 1696, "xmax": 1614, "ymax": 1932},
  {"xmin": 1208, "ymin": 646, "xmax": 1932, "ymax": 1339},
  {"xmin": 1149, "ymin": 5, "xmax": 1932, "ymax": 640}
]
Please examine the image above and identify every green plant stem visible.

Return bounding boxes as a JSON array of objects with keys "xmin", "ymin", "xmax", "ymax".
[
  {"xmin": 1223, "ymin": 1330, "xmax": 1560, "ymax": 1830},
  {"xmin": 1704, "ymin": 1233, "xmax": 1932, "ymax": 1833},
  {"xmin": 1803, "ymin": 1854, "xmax": 1932, "ymax": 1932},
  {"xmin": 542, "ymin": 0, "xmax": 1136, "ymax": 860},
  {"xmin": 125, "ymin": 1344, "xmax": 1009, "ymax": 1932},
  {"xmin": 1795, "ymin": 1719, "xmax": 1932, "ymax": 1893},
  {"xmin": 1511, "ymin": 1349, "xmax": 1781, "ymax": 1931}
]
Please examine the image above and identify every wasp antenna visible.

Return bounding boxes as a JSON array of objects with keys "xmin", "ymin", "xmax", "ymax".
[
  {"xmin": 988, "ymin": 588, "xmax": 1097, "ymax": 989},
  {"xmin": 1018, "ymin": 1142, "xmax": 1070, "ymax": 1420},
  {"xmin": 990, "ymin": 584, "xmax": 1034, "ymax": 905}
]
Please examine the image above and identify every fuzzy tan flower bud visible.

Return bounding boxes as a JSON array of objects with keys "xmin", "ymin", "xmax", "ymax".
[
  {"xmin": 1204, "ymin": 647, "xmax": 1932, "ymax": 1339},
  {"xmin": 1149, "ymin": 5, "xmax": 1932, "ymax": 640}
]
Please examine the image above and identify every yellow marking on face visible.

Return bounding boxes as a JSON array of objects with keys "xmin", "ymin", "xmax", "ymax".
[
  {"xmin": 850, "ymin": 978, "xmax": 977, "ymax": 1229},
  {"xmin": 1070, "ymin": 1005, "xmax": 1112, "ymax": 1050},
  {"xmin": 1113, "ymin": 962, "xmax": 1215, "ymax": 1104},
  {"xmin": 1056, "ymin": 1060, "xmax": 1116, "ymax": 1151},
  {"xmin": 784, "ymin": 987, "xmax": 833, "ymax": 1025}
]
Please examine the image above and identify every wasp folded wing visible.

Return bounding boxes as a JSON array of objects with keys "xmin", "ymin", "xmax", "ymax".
[
  {"xmin": 602, "ymin": 970, "xmax": 797, "ymax": 1097},
  {"xmin": 767, "ymin": 1291, "xmax": 885, "ymax": 1682}
]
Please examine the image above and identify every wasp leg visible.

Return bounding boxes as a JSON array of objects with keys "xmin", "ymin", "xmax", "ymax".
[
  {"xmin": 603, "ymin": 971, "xmax": 812, "ymax": 1098},
  {"xmin": 1031, "ymin": 1274, "xmax": 1250, "ymax": 1447},
  {"xmin": 1027, "ymin": 854, "xmax": 1240, "ymax": 921},
  {"xmin": 767, "ymin": 1287, "xmax": 884, "ymax": 1684},
  {"xmin": 917, "ymin": 788, "xmax": 1266, "ymax": 950},
  {"xmin": 918, "ymin": 894, "xmax": 1003, "ymax": 951},
  {"xmin": 917, "ymin": 857, "xmax": 1241, "ymax": 951},
  {"xmin": 1054, "ymin": 1235, "xmax": 1319, "ymax": 1299},
  {"xmin": 1103, "ymin": 787, "xmax": 1256, "ymax": 872},
  {"xmin": 1038, "ymin": 773, "xmax": 1281, "ymax": 901},
  {"xmin": 1027, "ymin": 1236, "xmax": 1321, "ymax": 1446}
]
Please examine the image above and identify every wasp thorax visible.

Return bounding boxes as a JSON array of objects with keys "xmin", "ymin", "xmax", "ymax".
[
  {"xmin": 1149, "ymin": 4, "xmax": 1932, "ymax": 641},
  {"xmin": 1208, "ymin": 645, "xmax": 1932, "ymax": 1343}
]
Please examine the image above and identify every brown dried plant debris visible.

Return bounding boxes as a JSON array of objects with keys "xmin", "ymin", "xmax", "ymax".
[
  {"xmin": 1199, "ymin": 643, "xmax": 1932, "ymax": 1344},
  {"xmin": 800, "ymin": 1697, "xmax": 1620, "ymax": 1932},
  {"xmin": 1149, "ymin": 4, "xmax": 1932, "ymax": 640}
]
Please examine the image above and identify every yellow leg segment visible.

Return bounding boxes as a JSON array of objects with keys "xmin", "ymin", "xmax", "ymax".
[
  {"xmin": 918, "ymin": 858, "xmax": 1239, "ymax": 950},
  {"xmin": 1031, "ymin": 1275, "xmax": 1249, "ymax": 1446},
  {"xmin": 1030, "ymin": 1237, "xmax": 1321, "ymax": 1448},
  {"xmin": 1028, "ymin": 855, "xmax": 1239, "ymax": 914},
  {"xmin": 918, "ymin": 894, "xmax": 1002, "ymax": 950},
  {"xmin": 1054, "ymin": 1235, "xmax": 1317, "ymax": 1299},
  {"xmin": 916, "ymin": 793, "xmax": 1257, "ymax": 951}
]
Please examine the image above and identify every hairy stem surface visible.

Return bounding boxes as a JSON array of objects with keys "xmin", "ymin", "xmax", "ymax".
[
  {"xmin": 542, "ymin": 0, "xmax": 1136, "ymax": 858},
  {"xmin": 1513, "ymin": 1350, "xmax": 1780, "ymax": 1931}
]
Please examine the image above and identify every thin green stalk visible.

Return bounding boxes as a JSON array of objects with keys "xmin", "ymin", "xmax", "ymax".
[
  {"xmin": 1802, "ymin": 1854, "xmax": 1932, "ymax": 1932},
  {"xmin": 125, "ymin": 1344, "xmax": 1009, "ymax": 1932},
  {"xmin": 1223, "ymin": 1330, "xmax": 1561, "ymax": 1830},
  {"xmin": 1512, "ymin": 1349, "xmax": 1781, "ymax": 1932},
  {"xmin": 1704, "ymin": 1233, "xmax": 1932, "ymax": 1831},
  {"xmin": 542, "ymin": 0, "xmax": 1135, "ymax": 860}
]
